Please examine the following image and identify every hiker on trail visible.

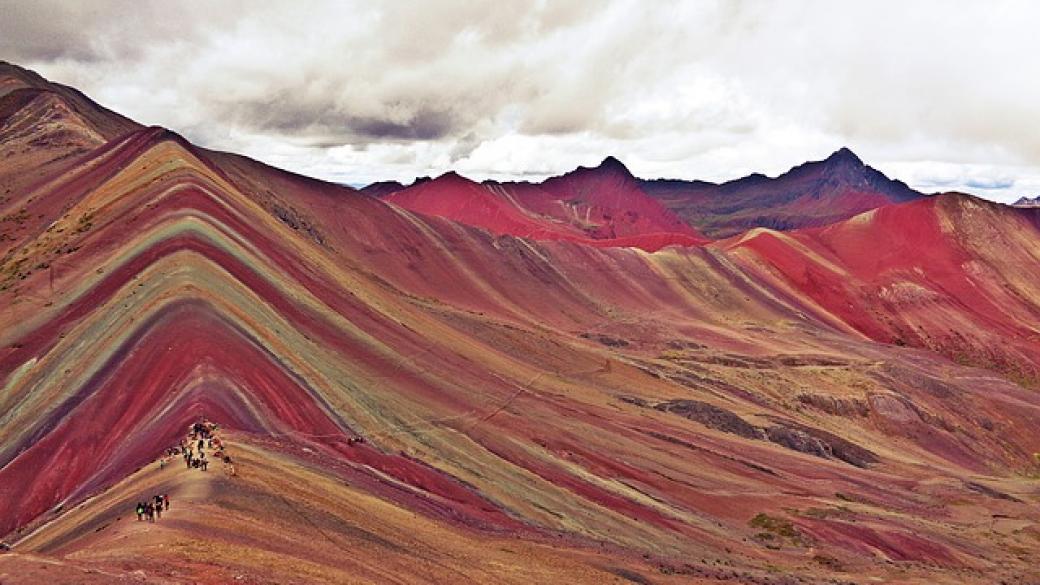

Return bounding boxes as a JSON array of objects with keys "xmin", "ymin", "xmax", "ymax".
[
  {"xmin": 185, "ymin": 453, "xmax": 193, "ymax": 469},
  {"xmin": 154, "ymin": 495, "xmax": 164, "ymax": 519},
  {"xmin": 136, "ymin": 502, "xmax": 144, "ymax": 521},
  {"xmin": 198, "ymin": 438, "xmax": 204, "ymax": 451},
  {"xmin": 145, "ymin": 502, "xmax": 154, "ymax": 523},
  {"xmin": 159, "ymin": 457, "xmax": 166, "ymax": 470},
  {"xmin": 223, "ymin": 454, "xmax": 236, "ymax": 477},
  {"xmin": 163, "ymin": 494, "xmax": 170, "ymax": 511}
]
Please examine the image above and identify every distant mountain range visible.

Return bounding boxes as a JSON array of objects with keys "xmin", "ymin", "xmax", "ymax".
[
  {"xmin": 367, "ymin": 146, "xmax": 927, "ymax": 242},
  {"xmin": 375, "ymin": 157, "xmax": 705, "ymax": 252},
  {"xmin": 639, "ymin": 146, "xmax": 924, "ymax": 237}
]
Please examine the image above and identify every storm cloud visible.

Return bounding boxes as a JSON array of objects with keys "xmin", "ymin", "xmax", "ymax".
[{"xmin": 1, "ymin": 0, "xmax": 1038, "ymax": 201}]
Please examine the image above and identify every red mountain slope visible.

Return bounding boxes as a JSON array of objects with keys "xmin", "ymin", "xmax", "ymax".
[
  {"xmin": 725, "ymin": 194, "xmax": 1040, "ymax": 380},
  {"xmin": 384, "ymin": 159, "xmax": 706, "ymax": 252}
]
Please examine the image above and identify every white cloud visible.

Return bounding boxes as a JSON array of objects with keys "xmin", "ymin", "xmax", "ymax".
[{"xmin": 1, "ymin": 0, "xmax": 1037, "ymax": 201}]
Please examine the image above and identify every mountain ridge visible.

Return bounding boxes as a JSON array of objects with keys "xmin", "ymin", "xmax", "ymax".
[
  {"xmin": 639, "ymin": 147, "xmax": 924, "ymax": 237},
  {"xmin": 365, "ymin": 147, "xmax": 926, "ymax": 241},
  {"xmin": 383, "ymin": 160, "xmax": 706, "ymax": 251}
]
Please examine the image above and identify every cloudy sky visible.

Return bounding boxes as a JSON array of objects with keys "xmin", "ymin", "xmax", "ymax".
[{"xmin": 1, "ymin": 0, "xmax": 1038, "ymax": 201}]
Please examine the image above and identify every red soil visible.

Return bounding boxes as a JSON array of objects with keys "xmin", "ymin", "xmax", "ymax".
[{"xmin": 385, "ymin": 162, "xmax": 706, "ymax": 252}]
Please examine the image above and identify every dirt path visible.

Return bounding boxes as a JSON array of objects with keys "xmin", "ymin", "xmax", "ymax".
[
  {"xmin": 108, "ymin": 459, "xmax": 215, "ymax": 540},
  {"xmin": 13, "ymin": 433, "xmax": 225, "ymax": 555}
]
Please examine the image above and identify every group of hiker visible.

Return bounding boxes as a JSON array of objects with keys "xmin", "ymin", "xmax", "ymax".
[
  {"xmin": 135, "ymin": 418, "xmax": 237, "ymax": 522},
  {"xmin": 181, "ymin": 437, "xmax": 212, "ymax": 471},
  {"xmin": 156, "ymin": 419, "xmax": 236, "ymax": 476},
  {"xmin": 135, "ymin": 494, "xmax": 169, "ymax": 522}
]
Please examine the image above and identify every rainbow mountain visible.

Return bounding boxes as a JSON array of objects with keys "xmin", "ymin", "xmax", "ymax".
[{"xmin": 2, "ymin": 61, "xmax": 1040, "ymax": 584}]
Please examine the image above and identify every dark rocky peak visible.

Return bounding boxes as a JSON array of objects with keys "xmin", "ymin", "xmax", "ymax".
[
  {"xmin": 597, "ymin": 155, "xmax": 630, "ymax": 173},
  {"xmin": 567, "ymin": 155, "xmax": 634, "ymax": 180},
  {"xmin": 824, "ymin": 146, "xmax": 864, "ymax": 167}
]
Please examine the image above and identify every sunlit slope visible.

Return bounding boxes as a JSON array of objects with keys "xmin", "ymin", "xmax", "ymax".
[
  {"xmin": 0, "ymin": 61, "xmax": 141, "ymax": 260},
  {"xmin": 11, "ymin": 434, "xmax": 717, "ymax": 585},
  {"xmin": 726, "ymin": 195, "xmax": 1040, "ymax": 381}
]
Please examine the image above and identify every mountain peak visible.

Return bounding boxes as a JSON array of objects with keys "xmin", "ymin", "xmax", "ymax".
[
  {"xmin": 825, "ymin": 146, "xmax": 863, "ymax": 166},
  {"xmin": 1012, "ymin": 195, "xmax": 1040, "ymax": 208},
  {"xmin": 403, "ymin": 170, "xmax": 481, "ymax": 191},
  {"xmin": 433, "ymin": 170, "xmax": 473, "ymax": 184},
  {"xmin": 0, "ymin": 61, "xmax": 51, "ymax": 95},
  {"xmin": 0, "ymin": 60, "xmax": 36, "ymax": 78},
  {"xmin": 591, "ymin": 155, "xmax": 632, "ymax": 176}
]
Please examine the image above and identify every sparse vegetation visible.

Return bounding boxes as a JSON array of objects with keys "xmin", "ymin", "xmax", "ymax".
[
  {"xmin": 812, "ymin": 554, "xmax": 844, "ymax": 571},
  {"xmin": 75, "ymin": 211, "xmax": 94, "ymax": 233},
  {"xmin": 749, "ymin": 512, "xmax": 812, "ymax": 548}
]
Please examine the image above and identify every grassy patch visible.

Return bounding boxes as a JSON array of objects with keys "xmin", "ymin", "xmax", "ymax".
[
  {"xmin": 749, "ymin": 512, "xmax": 812, "ymax": 548},
  {"xmin": 812, "ymin": 554, "xmax": 844, "ymax": 571},
  {"xmin": 801, "ymin": 505, "xmax": 853, "ymax": 520}
]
